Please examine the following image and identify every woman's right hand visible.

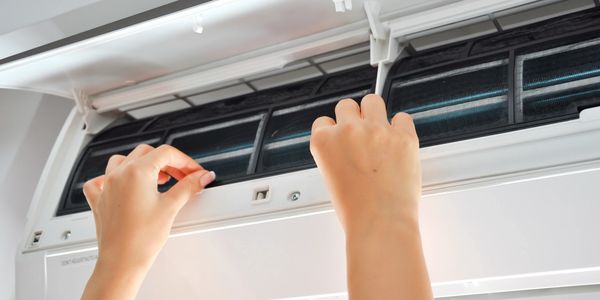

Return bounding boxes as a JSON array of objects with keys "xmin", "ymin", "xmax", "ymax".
[
  {"xmin": 309, "ymin": 94, "xmax": 422, "ymax": 235},
  {"xmin": 310, "ymin": 94, "xmax": 432, "ymax": 300}
]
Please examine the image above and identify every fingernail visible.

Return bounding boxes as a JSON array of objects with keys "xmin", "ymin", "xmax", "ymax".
[{"xmin": 200, "ymin": 171, "xmax": 216, "ymax": 187}]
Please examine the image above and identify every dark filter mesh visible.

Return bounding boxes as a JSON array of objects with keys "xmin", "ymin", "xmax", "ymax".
[
  {"xmin": 264, "ymin": 90, "xmax": 368, "ymax": 143},
  {"xmin": 261, "ymin": 143, "xmax": 313, "ymax": 172},
  {"xmin": 318, "ymin": 66, "xmax": 376, "ymax": 94},
  {"xmin": 201, "ymin": 154, "xmax": 252, "ymax": 183},
  {"xmin": 390, "ymin": 63, "xmax": 509, "ymax": 143},
  {"xmin": 68, "ymin": 188, "xmax": 86, "ymax": 205},
  {"xmin": 75, "ymin": 137, "xmax": 161, "ymax": 183},
  {"xmin": 397, "ymin": 43, "xmax": 467, "ymax": 74},
  {"xmin": 471, "ymin": 28, "xmax": 534, "ymax": 55},
  {"xmin": 94, "ymin": 120, "xmax": 148, "ymax": 142},
  {"xmin": 471, "ymin": 9, "xmax": 600, "ymax": 55},
  {"xmin": 169, "ymin": 120, "xmax": 259, "ymax": 160},
  {"xmin": 523, "ymin": 43, "xmax": 600, "ymax": 90},
  {"xmin": 523, "ymin": 83, "xmax": 600, "ymax": 122},
  {"xmin": 390, "ymin": 64, "xmax": 508, "ymax": 113},
  {"xmin": 260, "ymin": 90, "xmax": 368, "ymax": 172},
  {"xmin": 413, "ymin": 102, "xmax": 509, "ymax": 143}
]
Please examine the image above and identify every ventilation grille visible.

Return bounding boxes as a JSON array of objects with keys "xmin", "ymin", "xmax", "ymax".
[
  {"xmin": 518, "ymin": 37, "xmax": 600, "ymax": 122},
  {"xmin": 385, "ymin": 7, "xmax": 600, "ymax": 147},
  {"xmin": 389, "ymin": 60, "xmax": 509, "ymax": 142},
  {"xmin": 56, "ymin": 65, "xmax": 375, "ymax": 216}
]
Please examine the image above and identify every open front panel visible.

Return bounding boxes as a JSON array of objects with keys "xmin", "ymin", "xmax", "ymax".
[
  {"xmin": 384, "ymin": 7, "xmax": 600, "ymax": 147},
  {"xmin": 56, "ymin": 65, "xmax": 376, "ymax": 216}
]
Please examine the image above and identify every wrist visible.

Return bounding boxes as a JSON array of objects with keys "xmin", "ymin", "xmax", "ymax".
[
  {"xmin": 94, "ymin": 254, "xmax": 151, "ymax": 282},
  {"xmin": 344, "ymin": 205, "xmax": 420, "ymax": 242}
]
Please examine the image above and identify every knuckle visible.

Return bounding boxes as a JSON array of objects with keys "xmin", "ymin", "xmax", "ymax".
[
  {"xmin": 133, "ymin": 143, "xmax": 153, "ymax": 153},
  {"xmin": 82, "ymin": 180, "xmax": 93, "ymax": 193},
  {"xmin": 362, "ymin": 93, "xmax": 383, "ymax": 105},
  {"xmin": 104, "ymin": 173, "xmax": 117, "ymax": 185},
  {"xmin": 156, "ymin": 144, "xmax": 177, "ymax": 157},
  {"xmin": 338, "ymin": 122, "xmax": 358, "ymax": 135},
  {"xmin": 393, "ymin": 112, "xmax": 412, "ymax": 123},
  {"xmin": 310, "ymin": 128, "xmax": 329, "ymax": 150},
  {"xmin": 107, "ymin": 154, "xmax": 123, "ymax": 165},
  {"xmin": 313, "ymin": 116, "xmax": 330, "ymax": 126},
  {"xmin": 369, "ymin": 123, "xmax": 387, "ymax": 138},
  {"xmin": 156, "ymin": 144, "xmax": 174, "ymax": 152},
  {"xmin": 122, "ymin": 163, "xmax": 145, "ymax": 179},
  {"xmin": 395, "ymin": 131, "xmax": 419, "ymax": 148},
  {"xmin": 157, "ymin": 144, "xmax": 177, "ymax": 161},
  {"xmin": 335, "ymin": 98, "xmax": 357, "ymax": 111}
]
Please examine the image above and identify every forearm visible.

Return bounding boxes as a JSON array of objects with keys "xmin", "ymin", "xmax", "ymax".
[
  {"xmin": 346, "ymin": 215, "xmax": 432, "ymax": 300},
  {"xmin": 81, "ymin": 256, "xmax": 151, "ymax": 300}
]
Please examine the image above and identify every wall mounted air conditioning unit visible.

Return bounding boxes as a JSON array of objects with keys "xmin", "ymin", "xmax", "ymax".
[{"xmin": 3, "ymin": 0, "xmax": 600, "ymax": 299}]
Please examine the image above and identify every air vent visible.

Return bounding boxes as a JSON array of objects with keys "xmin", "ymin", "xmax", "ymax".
[
  {"xmin": 518, "ymin": 37, "xmax": 600, "ymax": 122},
  {"xmin": 56, "ymin": 65, "xmax": 376, "ymax": 216},
  {"xmin": 259, "ymin": 89, "xmax": 370, "ymax": 172},
  {"xmin": 388, "ymin": 59, "xmax": 509, "ymax": 143},
  {"xmin": 384, "ymin": 7, "xmax": 600, "ymax": 147},
  {"xmin": 168, "ymin": 114, "xmax": 265, "ymax": 184}
]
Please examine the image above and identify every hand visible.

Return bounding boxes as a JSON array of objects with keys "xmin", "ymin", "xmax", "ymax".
[
  {"xmin": 310, "ymin": 94, "xmax": 432, "ymax": 300},
  {"xmin": 81, "ymin": 144, "xmax": 215, "ymax": 300},
  {"xmin": 310, "ymin": 94, "xmax": 421, "ymax": 235}
]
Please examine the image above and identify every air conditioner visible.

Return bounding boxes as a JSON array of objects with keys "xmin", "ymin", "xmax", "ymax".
[{"xmin": 4, "ymin": 0, "xmax": 600, "ymax": 299}]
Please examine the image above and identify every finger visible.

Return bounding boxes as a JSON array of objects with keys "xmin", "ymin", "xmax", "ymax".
[
  {"xmin": 162, "ymin": 170, "xmax": 215, "ymax": 212},
  {"xmin": 158, "ymin": 172, "xmax": 171, "ymax": 185},
  {"xmin": 161, "ymin": 165, "xmax": 188, "ymax": 181},
  {"xmin": 391, "ymin": 112, "xmax": 418, "ymax": 137},
  {"xmin": 105, "ymin": 154, "xmax": 126, "ymax": 174},
  {"xmin": 360, "ymin": 94, "xmax": 388, "ymax": 124},
  {"xmin": 139, "ymin": 145, "xmax": 203, "ymax": 176},
  {"xmin": 123, "ymin": 144, "xmax": 155, "ymax": 165},
  {"xmin": 334, "ymin": 98, "xmax": 361, "ymax": 124},
  {"xmin": 82, "ymin": 175, "xmax": 104, "ymax": 210},
  {"xmin": 311, "ymin": 116, "xmax": 336, "ymax": 132}
]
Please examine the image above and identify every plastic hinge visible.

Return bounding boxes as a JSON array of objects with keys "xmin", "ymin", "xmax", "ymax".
[{"xmin": 72, "ymin": 89, "xmax": 115, "ymax": 134}]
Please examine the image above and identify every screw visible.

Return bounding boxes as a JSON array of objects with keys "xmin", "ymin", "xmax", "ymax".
[
  {"xmin": 288, "ymin": 191, "xmax": 301, "ymax": 202},
  {"xmin": 62, "ymin": 230, "xmax": 72, "ymax": 240}
]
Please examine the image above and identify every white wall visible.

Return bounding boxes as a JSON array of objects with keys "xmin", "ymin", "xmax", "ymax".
[{"xmin": 0, "ymin": 91, "xmax": 73, "ymax": 300}]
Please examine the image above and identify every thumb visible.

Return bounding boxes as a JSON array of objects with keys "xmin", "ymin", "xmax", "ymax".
[{"xmin": 162, "ymin": 170, "xmax": 216, "ymax": 211}]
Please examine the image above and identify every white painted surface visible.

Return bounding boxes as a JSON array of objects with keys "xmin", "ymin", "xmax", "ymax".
[
  {"xmin": 127, "ymin": 99, "xmax": 190, "ymax": 119},
  {"xmin": 0, "ymin": 91, "xmax": 73, "ymax": 300},
  {"xmin": 40, "ymin": 162, "xmax": 600, "ymax": 299},
  {"xmin": 0, "ymin": 0, "xmax": 451, "ymax": 104},
  {"xmin": 0, "ymin": 0, "xmax": 177, "ymax": 59},
  {"xmin": 186, "ymin": 84, "xmax": 254, "ymax": 105}
]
